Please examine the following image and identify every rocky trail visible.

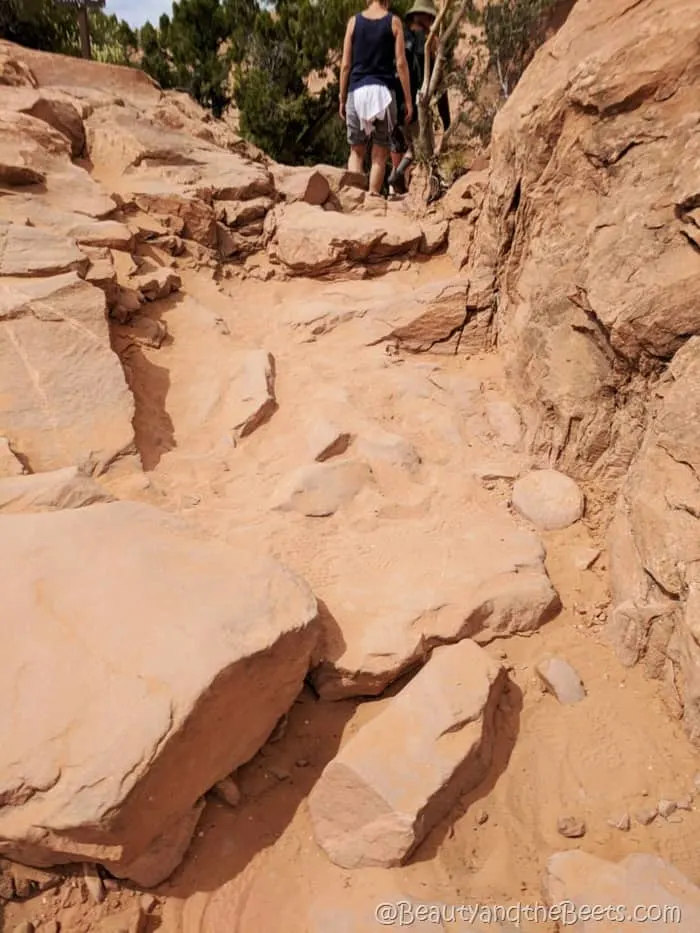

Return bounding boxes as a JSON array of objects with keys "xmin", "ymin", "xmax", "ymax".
[{"xmin": 2, "ymin": 0, "xmax": 700, "ymax": 930}]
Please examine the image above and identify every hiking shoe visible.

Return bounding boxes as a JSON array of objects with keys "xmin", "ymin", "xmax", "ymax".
[{"xmin": 388, "ymin": 168, "xmax": 407, "ymax": 195}]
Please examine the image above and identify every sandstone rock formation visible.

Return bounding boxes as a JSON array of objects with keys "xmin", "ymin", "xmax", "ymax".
[
  {"xmin": 458, "ymin": 0, "xmax": 700, "ymax": 745},
  {"xmin": 544, "ymin": 851, "xmax": 700, "ymax": 931},
  {"xmin": 309, "ymin": 640, "xmax": 505, "ymax": 868},
  {"xmin": 465, "ymin": 0, "xmax": 700, "ymax": 482},
  {"xmin": 265, "ymin": 202, "xmax": 426, "ymax": 276},
  {"xmin": 0, "ymin": 501, "xmax": 318, "ymax": 884},
  {"xmin": 309, "ymin": 508, "xmax": 558, "ymax": 699},
  {"xmin": 0, "ymin": 467, "xmax": 113, "ymax": 513},
  {"xmin": 0, "ymin": 272, "xmax": 135, "ymax": 472},
  {"xmin": 607, "ymin": 338, "xmax": 700, "ymax": 741}
]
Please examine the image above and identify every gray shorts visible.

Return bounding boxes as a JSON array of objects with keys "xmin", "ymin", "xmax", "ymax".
[{"xmin": 346, "ymin": 88, "xmax": 397, "ymax": 149}]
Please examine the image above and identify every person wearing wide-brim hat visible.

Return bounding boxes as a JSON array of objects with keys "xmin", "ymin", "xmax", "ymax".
[{"xmin": 388, "ymin": 0, "xmax": 451, "ymax": 193}]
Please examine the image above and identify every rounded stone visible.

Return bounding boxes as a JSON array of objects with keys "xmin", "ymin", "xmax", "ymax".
[{"xmin": 512, "ymin": 469, "xmax": 584, "ymax": 530}]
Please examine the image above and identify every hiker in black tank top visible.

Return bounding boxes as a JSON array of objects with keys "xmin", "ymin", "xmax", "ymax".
[
  {"xmin": 339, "ymin": 0, "xmax": 412, "ymax": 196},
  {"xmin": 349, "ymin": 13, "xmax": 395, "ymax": 92}
]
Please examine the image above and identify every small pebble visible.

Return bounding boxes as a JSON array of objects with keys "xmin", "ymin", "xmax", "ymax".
[
  {"xmin": 607, "ymin": 813, "xmax": 631, "ymax": 832},
  {"xmin": 677, "ymin": 794, "xmax": 693, "ymax": 811},
  {"xmin": 268, "ymin": 765, "xmax": 291, "ymax": 782},
  {"xmin": 557, "ymin": 816, "xmax": 586, "ymax": 838},
  {"xmin": 634, "ymin": 807, "xmax": 658, "ymax": 826},
  {"xmin": 658, "ymin": 799, "xmax": 677, "ymax": 818},
  {"xmin": 295, "ymin": 758, "xmax": 309, "ymax": 768},
  {"xmin": 475, "ymin": 809, "xmax": 489, "ymax": 825}
]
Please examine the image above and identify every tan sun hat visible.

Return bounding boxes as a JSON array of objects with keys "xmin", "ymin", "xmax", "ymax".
[{"xmin": 405, "ymin": 0, "xmax": 438, "ymax": 21}]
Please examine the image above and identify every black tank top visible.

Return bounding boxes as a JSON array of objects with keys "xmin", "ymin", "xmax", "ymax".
[{"xmin": 349, "ymin": 12, "xmax": 395, "ymax": 93}]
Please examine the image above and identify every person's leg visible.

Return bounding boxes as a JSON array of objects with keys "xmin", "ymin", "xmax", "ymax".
[
  {"xmin": 388, "ymin": 126, "xmax": 407, "ymax": 194},
  {"xmin": 369, "ymin": 144, "xmax": 388, "ymax": 195},
  {"xmin": 345, "ymin": 93, "xmax": 367, "ymax": 175},
  {"xmin": 349, "ymin": 144, "xmax": 366, "ymax": 174},
  {"xmin": 369, "ymin": 113, "xmax": 392, "ymax": 196}
]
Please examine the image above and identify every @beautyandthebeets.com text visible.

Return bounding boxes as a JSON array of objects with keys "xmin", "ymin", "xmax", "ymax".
[{"xmin": 374, "ymin": 899, "xmax": 684, "ymax": 926}]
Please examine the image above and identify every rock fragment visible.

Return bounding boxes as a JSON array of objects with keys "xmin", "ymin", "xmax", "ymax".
[
  {"xmin": 535, "ymin": 657, "xmax": 586, "ymax": 705},
  {"xmin": 309, "ymin": 640, "xmax": 505, "ymax": 868}
]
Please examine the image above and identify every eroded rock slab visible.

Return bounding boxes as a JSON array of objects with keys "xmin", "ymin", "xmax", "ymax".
[
  {"xmin": 544, "ymin": 851, "xmax": 700, "ymax": 931},
  {"xmin": 465, "ymin": 0, "xmax": 700, "ymax": 480},
  {"xmin": 0, "ymin": 467, "xmax": 113, "ymax": 513},
  {"xmin": 272, "ymin": 166, "xmax": 330, "ymax": 206},
  {"xmin": 0, "ymin": 273, "xmax": 134, "ymax": 471},
  {"xmin": 272, "ymin": 460, "xmax": 372, "ymax": 517},
  {"xmin": 309, "ymin": 640, "xmax": 505, "ymax": 868},
  {"xmin": 0, "ymin": 273, "xmax": 135, "ymax": 471},
  {"xmin": 231, "ymin": 350, "xmax": 277, "ymax": 438},
  {"xmin": 0, "ymin": 501, "xmax": 319, "ymax": 884},
  {"xmin": 310, "ymin": 508, "xmax": 559, "ymax": 698},
  {"xmin": 266, "ymin": 202, "xmax": 424, "ymax": 276},
  {"xmin": 365, "ymin": 279, "xmax": 469, "ymax": 353},
  {"xmin": 608, "ymin": 337, "xmax": 700, "ymax": 742},
  {"xmin": 0, "ymin": 223, "xmax": 88, "ymax": 277}
]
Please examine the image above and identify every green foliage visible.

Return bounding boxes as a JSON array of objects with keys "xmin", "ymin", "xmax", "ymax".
[
  {"xmin": 89, "ymin": 11, "xmax": 138, "ymax": 65},
  {"xmin": 445, "ymin": 0, "xmax": 556, "ymax": 148},
  {"xmin": 0, "ymin": 0, "xmax": 137, "ymax": 64},
  {"xmin": 0, "ymin": 0, "xmax": 77, "ymax": 54},
  {"xmin": 139, "ymin": 0, "xmax": 257, "ymax": 116},
  {"xmin": 483, "ymin": 0, "xmax": 555, "ymax": 98}
]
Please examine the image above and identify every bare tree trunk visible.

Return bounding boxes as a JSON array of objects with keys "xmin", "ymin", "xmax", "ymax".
[
  {"xmin": 77, "ymin": 4, "xmax": 92, "ymax": 59},
  {"xmin": 417, "ymin": 0, "xmax": 473, "ymax": 162}
]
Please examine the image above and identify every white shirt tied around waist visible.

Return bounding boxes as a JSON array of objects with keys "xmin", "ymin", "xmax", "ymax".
[{"xmin": 350, "ymin": 84, "xmax": 393, "ymax": 136}]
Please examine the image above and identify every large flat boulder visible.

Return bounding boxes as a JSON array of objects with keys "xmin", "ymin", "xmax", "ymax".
[
  {"xmin": 0, "ymin": 40, "xmax": 162, "ymax": 109},
  {"xmin": 0, "ymin": 273, "xmax": 135, "ymax": 471},
  {"xmin": 0, "ymin": 201, "xmax": 132, "ymax": 251},
  {"xmin": 0, "ymin": 223, "xmax": 88, "ymax": 277},
  {"xmin": 309, "ymin": 640, "xmax": 506, "ymax": 868},
  {"xmin": 0, "ymin": 501, "xmax": 319, "ymax": 885},
  {"xmin": 266, "ymin": 202, "xmax": 425, "ymax": 276},
  {"xmin": 86, "ymin": 105, "xmax": 274, "ymax": 200},
  {"xmin": 310, "ymin": 508, "xmax": 559, "ymax": 699},
  {"xmin": 544, "ymin": 851, "xmax": 700, "ymax": 930},
  {"xmin": 1, "ymin": 85, "xmax": 85, "ymax": 156}
]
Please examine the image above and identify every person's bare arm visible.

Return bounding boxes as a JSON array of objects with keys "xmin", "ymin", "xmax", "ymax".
[
  {"xmin": 339, "ymin": 17, "xmax": 355, "ymax": 120},
  {"xmin": 393, "ymin": 17, "xmax": 412, "ymax": 125}
]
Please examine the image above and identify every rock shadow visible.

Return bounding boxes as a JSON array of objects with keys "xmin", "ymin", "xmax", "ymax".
[
  {"xmin": 409, "ymin": 678, "xmax": 524, "ymax": 865},
  {"xmin": 110, "ymin": 295, "xmax": 181, "ymax": 471},
  {"xmin": 148, "ymin": 682, "xmax": 357, "ymax": 899}
]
